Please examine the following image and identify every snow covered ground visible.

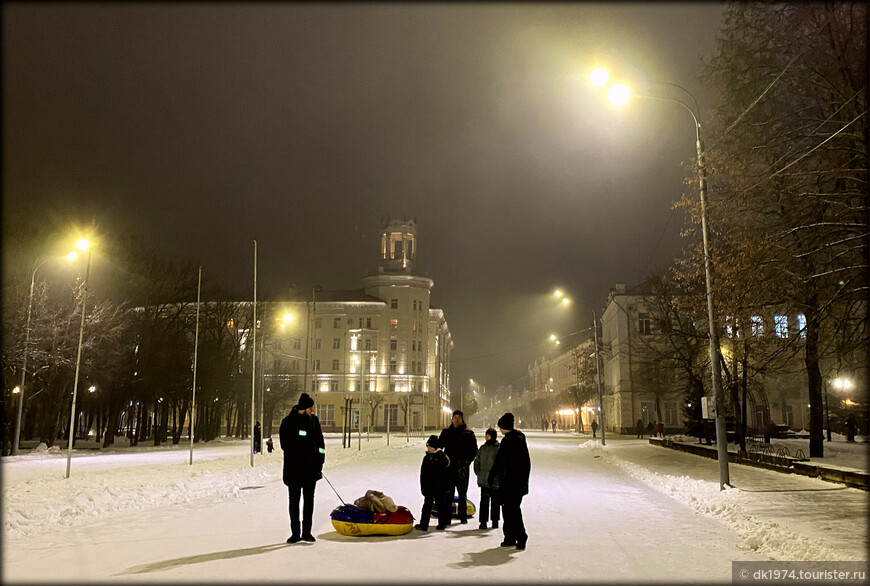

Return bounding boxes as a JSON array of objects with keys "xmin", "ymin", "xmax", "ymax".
[{"xmin": 2, "ymin": 431, "xmax": 867, "ymax": 583}]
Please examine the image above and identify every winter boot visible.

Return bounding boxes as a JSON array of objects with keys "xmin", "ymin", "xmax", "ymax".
[
  {"xmin": 287, "ymin": 535, "xmax": 301, "ymax": 544},
  {"xmin": 478, "ymin": 522, "xmax": 487, "ymax": 530},
  {"xmin": 301, "ymin": 533, "xmax": 316, "ymax": 542},
  {"xmin": 516, "ymin": 535, "xmax": 527, "ymax": 550},
  {"xmin": 414, "ymin": 524, "xmax": 428, "ymax": 531},
  {"xmin": 492, "ymin": 520, "xmax": 499, "ymax": 529}
]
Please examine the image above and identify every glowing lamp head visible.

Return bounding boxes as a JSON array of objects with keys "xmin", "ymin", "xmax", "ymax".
[
  {"xmin": 75, "ymin": 238, "xmax": 90, "ymax": 251},
  {"xmin": 608, "ymin": 84, "xmax": 630, "ymax": 106},
  {"xmin": 590, "ymin": 68, "xmax": 609, "ymax": 87},
  {"xmin": 554, "ymin": 290, "xmax": 564, "ymax": 298},
  {"xmin": 67, "ymin": 252, "xmax": 79, "ymax": 261},
  {"xmin": 283, "ymin": 314, "xmax": 293, "ymax": 323}
]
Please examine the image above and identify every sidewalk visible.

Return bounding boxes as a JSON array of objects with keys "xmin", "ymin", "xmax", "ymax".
[{"xmin": 576, "ymin": 434, "xmax": 869, "ymax": 562}]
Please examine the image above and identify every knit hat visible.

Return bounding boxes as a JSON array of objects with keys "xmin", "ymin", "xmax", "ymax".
[
  {"xmin": 485, "ymin": 427, "xmax": 497, "ymax": 440},
  {"xmin": 497, "ymin": 413, "xmax": 515, "ymax": 430},
  {"xmin": 298, "ymin": 393, "xmax": 314, "ymax": 410},
  {"xmin": 452, "ymin": 410, "xmax": 464, "ymax": 419},
  {"xmin": 426, "ymin": 435, "xmax": 440, "ymax": 448}
]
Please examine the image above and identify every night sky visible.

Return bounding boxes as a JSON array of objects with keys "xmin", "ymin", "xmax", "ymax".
[{"xmin": 3, "ymin": 2, "xmax": 725, "ymax": 390}]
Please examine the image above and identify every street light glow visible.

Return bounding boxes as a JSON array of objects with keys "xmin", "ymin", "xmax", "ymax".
[
  {"xmin": 833, "ymin": 378, "xmax": 851, "ymax": 390},
  {"xmin": 13, "ymin": 386, "xmax": 20, "ymax": 394},
  {"xmin": 67, "ymin": 252, "xmax": 79, "ymax": 261},
  {"xmin": 554, "ymin": 290, "xmax": 564, "ymax": 298},
  {"xmin": 590, "ymin": 67, "xmax": 609, "ymax": 87},
  {"xmin": 283, "ymin": 313, "xmax": 293, "ymax": 323},
  {"xmin": 608, "ymin": 83, "xmax": 630, "ymax": 106},
  {"xmin": 75, "ymin": 238, "xmax": 90, "ymax": 251}
]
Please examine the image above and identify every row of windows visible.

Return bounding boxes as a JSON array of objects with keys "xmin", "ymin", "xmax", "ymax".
[
  {"xmin": 637, "ymin": 312, "xmax": 808, "ymax": 339},
  {"xmin": 308, "ymin": 357, "xmax": 426, "ymax": 373},
  {"xmin": 390, "ymin": 298, "xmax": 427, "ymax": 312},
  {"xmin": 310, "ymin": 379, "xmax": 427, "ymax": 395}
]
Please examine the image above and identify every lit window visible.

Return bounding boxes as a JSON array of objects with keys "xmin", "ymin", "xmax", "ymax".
[
  {"xmin": 390, "ymin": 319, "xmax": 398, "ymax": 330},
  {"xmin": 774, "ymin": 315, "xmax": 788, "ymax": 338},
  {"xmin": 796, "ymin": 313, "xmax": 806, "ymax": 338},
  {"xmin": 751, "ymin": 316, "xmax": 763, "ymax": 336}
]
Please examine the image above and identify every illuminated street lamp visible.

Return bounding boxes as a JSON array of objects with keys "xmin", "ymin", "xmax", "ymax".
[
  {"xmin": 825, "ymin": 377, "xmax": 853, "ymax": 441},
  {"xmin": 66, "ymin": 238, "xmax": 92, "ymax": 477},
  {"xmin": 589, "ymin": 68, "xmax": 728, "ymax": 487},
  {"xmin": 13, "ymin": 246, "xmax": 81, "ymax": 456}
]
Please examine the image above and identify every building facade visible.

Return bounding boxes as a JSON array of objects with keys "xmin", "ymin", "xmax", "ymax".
[{"xmin": 261, "ymin": 218, "xmax": 454, "ymax": 434}]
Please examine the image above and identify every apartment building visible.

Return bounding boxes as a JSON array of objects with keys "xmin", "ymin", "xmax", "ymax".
[{"xmin": 261, "ymin": 218, "xmax": 454, "ymax": 433}]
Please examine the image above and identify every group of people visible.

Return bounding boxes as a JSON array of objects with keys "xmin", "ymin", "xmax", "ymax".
[
  {"xmin": 416, "ymin": 410, "xmax": 531, "ymax": 550},
  {"xmin": 277, "ymin": 393, "xmax": 531, "ymax": 551},
  {"xmin": 635, "ymin": 419, "xmax": 665, "ymax": 438}
]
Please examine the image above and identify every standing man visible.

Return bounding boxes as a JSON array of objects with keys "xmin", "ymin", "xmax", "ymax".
[
  {"xmin": 253, "ymin": 420, "xmax": 262, "ymax": 454},
  {"xmin": 280, "ymin": 393, "xmax": 325, "ymax": 544},
  {"xmin": 490, "ymin": 412, "xmax": 530, "ymax": 551},
  {"xmin": 438, "ymin": 410, "xmax": 478, "ymax": 525},
  {"xmin": 591, "ymin": 419, "xmax": 599, "ymax": 439}
]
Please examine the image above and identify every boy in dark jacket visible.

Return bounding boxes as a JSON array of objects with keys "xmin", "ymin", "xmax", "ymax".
[
  {"xmin": 473, "ymin": 427, "xmax": 501, "ymax": 530},
  {"xmin": 279, "ymin": 393, "xmax": 325, "ymax": 544},
  {"xmin": 415, "ymin": 435, "xmax": 453, "ymax": 531}
]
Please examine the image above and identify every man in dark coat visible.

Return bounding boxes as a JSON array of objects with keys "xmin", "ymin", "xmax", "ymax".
[
  {"xmin": 279, "ymin": 393, "xmax": 325, "ymax": 543},
  {"xmin": 253, "ymin": 421, "xmax": 262, "ymax": 454},
  {"xmin": 438, "ymin": 410, "xmax": 478, "ymax": 524},
  {"xmin": 490, "ymin": 412, "xmax": 530, "ymax": 551},
  {"xmin": 415, "ymin": 435, "xmax": 453, "ymax": 531}
]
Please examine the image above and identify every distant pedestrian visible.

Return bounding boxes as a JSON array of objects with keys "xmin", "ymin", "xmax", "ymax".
[
  {"xmin": 253, "ymin": 421, "xmax": 262, "ymax": 454},
  {"xmin": 490, "ymin": 413, "xmax": 530, "ymax": 551},
  {"xmin": 652, "ymin": 420, "xmax": 659, "ymax": 437},
  {"xmin": 591, "ymin": 419, "xmax": 599, "ymax": 438},
  {"xmin": 438, "ymin": 410, "xmax": 478, "ymax": 525},
  {"xmin": 846, "ymin": 414, "xmax": 857, "ymax": 442},
  {"xmin": 280, "ymin": 393, "xmax": 325, "ymax": 544},
  {"xmin": 636, "ymin": 419, "xmax": 644, "ymax": 439},
  {"xmin": 647, "ymin": 421, "xmax": 654, "ymax": 437},
  {"xmin": 658, "ymin": 422, "xmax": 665, "ymax": 438},
  {"xmin": 551, "ymin": 419, "xmax": 556, "ymax": 433},
  {"xmin": 415, "ymin": 435, "xmax": 453, "ymax": 531},
  {"xmin": 266, "ymin": 437, "xmax": 274, "ymax": 453},
  {"xmin": 473, "ymin": 428, "xmax": 501, "ymax": 530},
  {"xmin": 542, "ymin": 417, "xmax": 548, "ymax": 432}
]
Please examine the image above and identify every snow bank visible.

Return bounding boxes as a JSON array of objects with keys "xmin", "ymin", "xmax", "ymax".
[
  {"xmin": 578, "ymin": 440, "xmax": 861, "ymax": 562},
  {"xmin": 2, "ymin": 439, "xmax": 419, "ymax": 539}
]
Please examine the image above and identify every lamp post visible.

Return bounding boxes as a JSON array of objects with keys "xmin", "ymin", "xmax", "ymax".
[
  {"xmin": 13, "ymin": 251, "xmax": 79, "ymax": 456},
  {"xmin": 66, "ymin": 238, "xmax": 92, "ymax": 479},
  {"xmin": 590, "ymin": 67, "xmax": 730, "ymax": 489}
]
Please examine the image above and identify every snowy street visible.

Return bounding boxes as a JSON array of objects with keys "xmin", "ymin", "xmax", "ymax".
[{"xmin": 3, "ymin": 431, "xmax": 867, "ymax": 583}]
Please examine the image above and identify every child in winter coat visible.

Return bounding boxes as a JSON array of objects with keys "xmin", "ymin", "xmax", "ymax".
[
  {"xmin": 473, "ymin": 427, "xmax": 501, "ymax": 530},
  {"xmin": 415, "ymin": 435, "xmax": 453, "ymax": 531}
]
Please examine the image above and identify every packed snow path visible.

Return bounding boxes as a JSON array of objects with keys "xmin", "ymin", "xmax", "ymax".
[{"xmin": 3, "ymin": 432, "xmax": 866, "ymax": 583}]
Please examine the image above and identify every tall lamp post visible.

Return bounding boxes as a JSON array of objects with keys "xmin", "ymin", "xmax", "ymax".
[
  {"xmin": 65, "ymin": 238, "xmax": 92, "ymax": 479},
  {"xmin": 590, "ymin": 67, "xmax": 730, "ymax": 489},
  {"xmin": 13, "ymin": 249, "xmax": 80, "ymax": 456}
]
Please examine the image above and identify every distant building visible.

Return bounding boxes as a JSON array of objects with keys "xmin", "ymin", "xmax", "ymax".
[
  {"xmin": 261, "ymin": 218, "xmax": 454, "ymax": 434},
  {"xmin": 599, "ymin": 281, "xmax": 867, "ymax": 435}
]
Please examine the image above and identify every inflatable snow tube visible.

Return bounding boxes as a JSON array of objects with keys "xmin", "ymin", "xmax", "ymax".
[
  {"xmin": 331, "ymin": 504, "xmax": 415, "ymax": 536},
  {"xmin": 432, "ymin": 497, "xmax": 476, "ymax": 518}
]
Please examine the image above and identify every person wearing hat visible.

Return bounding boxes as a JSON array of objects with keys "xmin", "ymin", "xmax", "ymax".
[
  {"xmin": 279, "ymin": 392, "xmax": 325, "ymax": 543},
  {"xmin": 489, "ymin": 412, "xmax": 530, "ymax": 550},
  {"xmin": 473, "ymin": 428, "xmax": 501, "ymax": 530},
  {"xmin": 415, "ymin": 435, "xmax": 453, "ymax": 531},
  {"xmin": 438, "ymin": 410, "xmax": 478, "ymax": 525}
]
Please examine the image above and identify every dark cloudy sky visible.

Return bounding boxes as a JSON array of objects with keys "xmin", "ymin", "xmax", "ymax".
[{"xmin": 3, "ymin": 2, "xmax": 725, "ymax": 390}]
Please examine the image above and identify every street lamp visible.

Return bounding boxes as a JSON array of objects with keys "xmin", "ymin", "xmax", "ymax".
[
  {"xmin": 65, "ymin": 238, "xmax": 92, "ymax": 477},
  {"xmin": 590, "ymin": 68, "xmax": 729, "ymax": 488},
  {"xmin": 13, "ymin": 248, "xmax": 81, "ymax": 456}
]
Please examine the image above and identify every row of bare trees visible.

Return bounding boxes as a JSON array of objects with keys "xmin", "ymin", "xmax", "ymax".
[{"xmin": 1, "ymin": 227, "xmax": 266, "ymax": 455}]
